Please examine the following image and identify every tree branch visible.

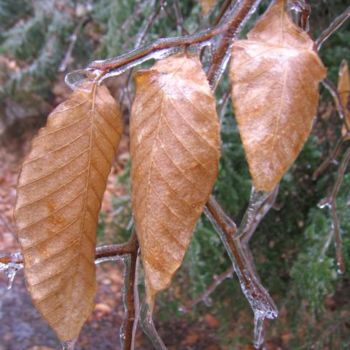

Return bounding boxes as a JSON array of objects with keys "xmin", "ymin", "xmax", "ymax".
[
  {"xmin": 312, "ymin": 137, "xmax": 344, "ymax": 180},
  {"xmin": 316, "ymin": 6, "xmax": 350, "ymax": 51},
  {"xmin": 121, "ymin": 236, "xmax": 139, "ymax": 350},
  {"xmin": 322, "ymin": 78, "xmax": 350, "ymax": 131},
  {"xmin": 207, "ymin": 0, "xmax": 263, "ymax": 88},
  {"xmin": 0, "ymin": 234, "xmax": 139, "ymax": 268},
  {"xmin": 87, "ymin": 0, "xmax": 261, "ymax": 83},
  {"xmin": 318, "ymin": 147, "xmax": 350, "ymax": 274},
  {"xmin": 180, "ymin": 265, "xmax": 235, "ymax": 313}
]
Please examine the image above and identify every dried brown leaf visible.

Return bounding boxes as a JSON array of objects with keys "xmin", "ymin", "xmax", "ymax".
[
  {"xmin": 198, "ymin": 0, "xmax": 216, "ymax": 15},
  {"xmin": 130, "ymin": 54, "xmax": 220, "ymax": 308},
  {"xmin": 230, "ymin": 0, "xmax": 326, "ymax": 191},
  {"xmin": 338, "ymin": 60, "xmax": 350, "ymax": 135},
  {"xmin": 15, "ymin": 82, "xmax": 123, "ymax": 341}
]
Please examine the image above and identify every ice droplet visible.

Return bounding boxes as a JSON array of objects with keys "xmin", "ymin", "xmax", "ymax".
[
  {"xmin": 317, "ymin": 199, "xmax": 332, "ymax": 209},
  {"xmin": 61, "ymin": 338, "xmax": 77, "ymax": 350}
]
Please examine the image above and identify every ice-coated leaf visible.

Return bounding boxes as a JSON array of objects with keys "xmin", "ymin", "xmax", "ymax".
[
  {"xmin": 230, "ymin": 0, "xmax": 327, "ymax": 191},
  {"xmin": 130, "ymin": 54, "xmax": 220, "ymax": 308},
  {"xmin": 338, "ymin": 60, "xmax": 350, "ymax": 135},
  {"xmin": 15, "ymin": 82, "xmax": 123, "ymax": 341}
]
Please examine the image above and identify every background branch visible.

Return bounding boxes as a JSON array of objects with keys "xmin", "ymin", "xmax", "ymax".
[{"xmin": 316, "ymin": 6, "xmax": 350, "ymax": 51}]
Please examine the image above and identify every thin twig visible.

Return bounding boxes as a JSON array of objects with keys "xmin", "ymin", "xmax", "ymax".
[
  {"xmin": 312, "ymin": 137, "xmax": 344, "ymax": 180},
  {"xmin": 318, "ymin": 148, "xmax": 350, "ymax": 273},
  {"xmin": 121, "ymin": 235, "xmax": 139, "ymax": 350},
  {"xmin": 134, "ymin": 1, "xmax": 160, "ymax": 49},
  {"xmin": 0, "ymin": 234, "xmax": 138, "ymax": 265},
  {"xmin": 206, "ymin": 196, "xmax": 237, "ymax": 236},
  {"xmin": 124, "ymin": 2, "xmax": 161, "ymax": 105},
  {"xmin": 214, "ymin": 0, "xmax": 234, "ymax": 25},
  {"xmin": 241, "ymin": 185, "xmax": 280, "ymax": 245},
  {"xmin": 207, "ymin": 0, "xmax": 263, "ymax": 89},
  {"xmin": 59, "ymin": 16, "xmax": 90, "ymax": 72},
  {"xmin": 180, "ymin": 266, "xmax": 235, "ymax": 313},
  {"xmin": 173, "ymin": 0, "xmax": 188, "ymax": 35},
  {"xmin": 89, "ymin": 0, "xmax": 261, "ymax": 78},
  {"xmin": 219, "ymin": 90, "xmax": 231, "ymax": 122},
  {"xmin": 316, "ymin": 6, "xmax": 350, "ymax": 51},
  {"xmin": 322, "ymin": 78, "xmax": 350, "ymax": 131}
]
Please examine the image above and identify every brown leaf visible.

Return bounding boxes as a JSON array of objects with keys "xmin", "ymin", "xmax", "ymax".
[
  {"xmin": 130, "ymin": 54, "xmax": 220, "ymax": 308},
  {"xmin": 15, "ymin": 82, "xmax": 123, "ymax": 341},
  {"xmin": 338, "ymin": 60, "xmax": 350, "ymax": 136},
  {"xmin": 230, "ymin": 0, "xmax": 326, "ymax": 191},
  {"xmin": 198, "ymin": 0, "xmax": 216, "ymax": 15}
]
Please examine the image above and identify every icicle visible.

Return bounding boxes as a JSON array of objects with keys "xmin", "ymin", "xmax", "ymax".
[
  {"xmin": 0, "ymin": 253, "xmax": 23, "ymax": 290},
  {"xmin": 61, "ymin": 338, "xmax": 77, "ymax": 350},
  {"xmin": 140, "ymin": 302, "xmax": 167, "ymax": 350},
  {"xmin": 253, "ymin": 310, "xmax": 265, "ymax": 349}
]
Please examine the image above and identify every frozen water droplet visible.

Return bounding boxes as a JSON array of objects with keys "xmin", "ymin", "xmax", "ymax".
[
  {"xmin": 253, "ymin": 311, "xmax": 265, "ymax": 349},
  {"xmin": 317, "ymin": 199, "xmax": 332, "ymax": 209},
  {"xmin": 178, "ymin": 305, "xmax": 187, "ymax": 313},
  {"xmin": 61, "ymin": 338, "xmax": 77, "ymax": 350}
]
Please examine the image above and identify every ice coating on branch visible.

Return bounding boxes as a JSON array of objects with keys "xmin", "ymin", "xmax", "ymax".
[
  {"xmin": 208, "ymin": 0, "xmax": 263, "ymax": 89},
  {"xmin": 61, "ymin": 338, "xmax": 77, "ymax": 350},
  {"xmin": 93, "ymin": 46, "xmax": 183, "ymax": 84},
  {"xmin": 254, "ymin": 311, "xmax": 265, "ymax": 349},
  {"xmin": 140, "ymin": 302, "xmax": 167, "ymax": 350},
  {"xmin": 236, "ymin": 187, "xmax": 271, "ymax": 239},
  {"xmin": 64, "ymin": 70, "xmax": 97, "ymax": 91},
  {"xmin": 95, "ymin": 255, "xmax": 127, "ymax": 265},
  {"xmin": 0, "ymin": 252, "xmax": 23, "ymax": 290}
]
